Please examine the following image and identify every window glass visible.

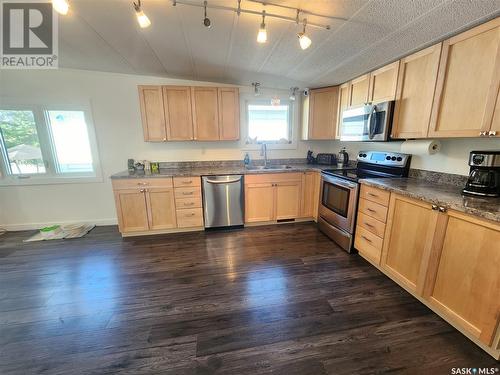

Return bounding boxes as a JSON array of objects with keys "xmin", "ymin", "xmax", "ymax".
[
  {"xmin": 0, "ymin": 110, "xmax": 46, "ymax": 175},
  {"xmin": 46, "ymin": 110, "xmax": 94, "ymax": 173},
  {"xmin": 247, "ymin": 104, "xmax": 290, "ymax": 142}
]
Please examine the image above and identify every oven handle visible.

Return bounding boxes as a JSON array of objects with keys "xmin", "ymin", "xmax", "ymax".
[{"xmin": 321, "ymin": 175, "xmax": 358, "ymax": 190}]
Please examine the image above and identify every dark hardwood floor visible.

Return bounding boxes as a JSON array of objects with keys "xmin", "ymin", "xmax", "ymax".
[{"xmin": 0, "ymin": 223, "xmax": 497, "ymax": 374}]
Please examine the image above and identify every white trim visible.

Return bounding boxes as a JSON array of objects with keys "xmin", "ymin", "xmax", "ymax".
[{"xmin": 0, "ymin": 218, "xmax": 118, "ymax": 232}]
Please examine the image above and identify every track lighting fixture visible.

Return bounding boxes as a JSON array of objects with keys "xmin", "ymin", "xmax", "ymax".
[
  {"xmin": 252, "ymin": 82, "xmax": 261, "ymax": 96},
  {"xmin": 298, "ymin": 20, "xmax": 312, "ymax": 50},
  {"xmin": 133, "ymin": 0, "xmax": 151, "ymax": 28},
  {"xmin": 257, "ymin": 11, "xmax": 267, "ymax": 43},
  {"xmin": 52, "ymin": 0, "xmax": 69, "ymax": 15},
  {"xmin": 203, "ymin": 1, "xmax": 211, "ymax": 28},
  {"xmin": 289, "ymin": 87, "xmax": 299, "ymax": 101}
]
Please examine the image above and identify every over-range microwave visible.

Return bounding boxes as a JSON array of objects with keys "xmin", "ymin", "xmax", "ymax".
[{"xmin": 340, "ymin": 101, "xmax": 395, "ymax": 142}]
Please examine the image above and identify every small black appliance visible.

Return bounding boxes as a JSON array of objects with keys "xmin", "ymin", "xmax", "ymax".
[{"xmin": 462, "ymin": 151, "xmax": 500, "ymax": 197}]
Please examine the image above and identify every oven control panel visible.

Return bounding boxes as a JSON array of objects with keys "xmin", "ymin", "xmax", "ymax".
[{"xmin": 357, "ymin": 151, "xmax": 410, "ymax": 167}]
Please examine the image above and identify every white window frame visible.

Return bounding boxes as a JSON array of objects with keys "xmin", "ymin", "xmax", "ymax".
[
  {"xmin": 242, "ymin": 96, "xmax": 296, "ymax": 150},
  {"xmin": 0, "ymin": 100, "xmax": 103, "ymax": 186}
]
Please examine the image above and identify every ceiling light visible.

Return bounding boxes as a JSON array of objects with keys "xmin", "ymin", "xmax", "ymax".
[
  {"xmin": 298, "ymin": 20, "xmax": 312, "ymax": 50},
  {"xmin": 257, "ymin": 11, "xmax": 267, "ymax": 43},
  {"xmin": 289, "ymin": 87, "xmax": 299, "ymax": 101},
  {"xmin": 133, "ymin": 1, "xmax": 151, "ymax": 28},
  {"xmin": 203, "ymin": 1, "xmax": 211, "ymax": 28},
  {"xmin": 252, "ymin": 82, "xmax": 261, "ymax": 96},
  {"xmin": 52, "ymin": 0, "xmax": 69, "ymax": 15}
]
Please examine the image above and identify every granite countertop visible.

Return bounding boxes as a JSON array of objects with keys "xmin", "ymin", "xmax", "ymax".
[
  {"xmin": 111, "ymin": 163, "xmax": 351, "ymax": 179},
  {"xmin": 360, "ymin": 178, "xmax": 500, "ymax": 223}
]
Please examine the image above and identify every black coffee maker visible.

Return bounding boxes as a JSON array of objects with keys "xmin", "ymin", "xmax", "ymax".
[{"xmin": 462, "ymin": 151, "xmax": 500, "ymax": 197}]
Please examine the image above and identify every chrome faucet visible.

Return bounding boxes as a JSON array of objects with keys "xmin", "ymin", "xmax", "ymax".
[{"xmin": 260, "ymin": 143, "xmax": 268, "ymax": 168}]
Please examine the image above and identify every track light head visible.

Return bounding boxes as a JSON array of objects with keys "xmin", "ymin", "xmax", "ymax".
[
  {"xmin": 133, "ymin": 0, "xmax": 151, "ymax": 28},
  {"xmin": 257, "ymin": 10, "xmax": 267, "ymax": 43},
  {"xmin": 203, "ymin": 1, "xmax": 211, "ymax": 28},
  {"xmin": 52, "ymin": 0, "xmax": 69, "ymax": 15},
  {"xmin": 298, "ymin": 19, "xmax": 311, "ymax": 50},
  {"xmin": 252, "ymin": 82, "xmax": 261, "ymax": 96},
  {"xmin": 289, "ymin": 87, "xmax": 299, "ymax": 101}
]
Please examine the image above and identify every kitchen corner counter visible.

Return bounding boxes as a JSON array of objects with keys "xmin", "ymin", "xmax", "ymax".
[
  {"xmin": 110, "ymin": 163, "xmax": 349, "ymax": 179},
  {"xmin": 360, "ymin": 177, "xmax": 500, "ymax": 223}
]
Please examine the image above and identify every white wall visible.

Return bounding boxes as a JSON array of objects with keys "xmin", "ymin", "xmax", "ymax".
[
  {"xmin": 0, "ymin": 69, "xmax": 332, "ymax": 230},
  {"xmin": 330, "ymin": 138, "xmax": 500, "ymax": 176}
]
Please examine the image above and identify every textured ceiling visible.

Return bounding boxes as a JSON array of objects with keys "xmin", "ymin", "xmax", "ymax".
[{"xmin": 59, "ymin": 0, "xmax": 500, "ymax": 89}]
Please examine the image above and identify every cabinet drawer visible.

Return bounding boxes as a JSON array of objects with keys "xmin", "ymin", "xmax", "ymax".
[
  {"xmin": 245, "ymin": 173, "xmax": 302, "ymax": 184},
  {"xmin": 173, "ymin": 176, "xmax": 201, "ymax": 187},
  {"xmin": 358, "ymin": 212, "xmax": 386, "ymax": 238},
  {"xmin": 176, "ymin": 208, "xmax": 204, "ymax": 228},
  {"xmin": 175, "ymin": 196, "xmax": 202, "ymax": 209},
  {"xmin": 360, "ymin": 185, "xmax": 390, "ymax": 206},
  {"xmin": 359, "ymin": 198, "xmax": 388, "ymax": 223},
  {"xmin": 174, "ymin": 187, "xmax": 201, "ymax": 199},
  {"xmin": 112, "ymin": 178, "xmax": 172, "ymax": 190},
  {"xmin": 354, "ymin": 225, "xmax": 383, "ymax": 264}
]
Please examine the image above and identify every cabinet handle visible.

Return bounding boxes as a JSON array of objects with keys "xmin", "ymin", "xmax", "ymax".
[
  {"xmin": 361, "ymin": 235, "xmax": 372, "ymax": 243},
  {"xmin": 431, "ymin": 204, "xmax": 438, "ymax": 211},
  {"xmin": 163, "ymin": 137, "xmax": 167, "ymax": 141},
  {"xmin": 489, "ymin": 131, "xmax": 497, "ymax": 136},
  {"xmin": 182, "ymin": 180, "xmax": 193, "ymax": 184},
  {"xmin": 479, "ymin": 131, "xmax": 487, "ymax": 137},
  {"xmin": 184, "ymin": 202, "xmax": 195, "ymax": 206},
  {"xmin": 139, "ymin": 189, "xmax": 146, "ymax": 193},
  {"xmin": 182, "ymin": 192, "xmax": 194, "ymax": 195},
  {"xmin": 186, "ymin": 213, "xmax": 196, "ymax": 217},
  {"xmin": 137, "ymin": 182, "xmax": 148, "ymax": 186},
  {"xmin": 438, "ymin": 206, "xmax": 447, "ymax": 213},
  {"xmin": 364, "ymin": 222, "xmax": 374, "ymax": 228},
  {"xmin": 367, "ymin": 192, "xmax": 379, "ymax": 198},
  {"xmin": 366, "ymin": 208, "xmax": 376, "ymax": 213}
]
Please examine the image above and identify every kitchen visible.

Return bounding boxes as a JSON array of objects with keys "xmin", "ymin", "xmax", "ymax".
[{"xmin": 0, "ymin": 0, "xmax": 499, "ymax": 373}]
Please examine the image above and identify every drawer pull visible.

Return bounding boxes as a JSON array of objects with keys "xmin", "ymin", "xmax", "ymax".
[
  {"xmin": 182, "ymin": 192, "xmax": 194, "ymax": 196},
  {"xmin": 361, "ymin": 235, "xmax": 372, "ymax": 243},
  {"xmin": 364, "ymin": 222, "xmax": 374, "ymax": 228},
  {"xmin": 185, "ymin": 213, "xmax": 196, "ymax": 217},
  {"xmin": 181, "ymin": 180, "xmax": 193, "ymax": 184},
  {"xmin": 137, "ymin": 182, "xmax": 148, "ymax": 186},
  {"xmin": 367, "ymin": 192, "xmax": 378, "ymax": 198},
  {"xmin": 183, "ymin": 202, "xmax": 195, "ymax": 206},
  {"xmin": 366, "ymin": 208, "xmax": 376, "ymax": 213}
]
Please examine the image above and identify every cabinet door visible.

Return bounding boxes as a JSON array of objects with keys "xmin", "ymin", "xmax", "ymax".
[
  {"xmin": 146, "ymin": 188, "xmax": 177, "ymax": 230},
  {"xmin": 392, "ymin": 44, "xmax": 442, "ymax": 139},
  {"xmin": 301, "ymin": 172, "xmax": 320, "ymax": 218},
  {"xmin": 245, "ymin": 183, "xmax": 275, "ymax": 223},
  {"xmin": 423, "ymin": 211, "xmax": 500, "ymax": 346},
  {"xmin": 308, "ymin": 87, "xmax": 339, "ymax": 139},
  {"xmin": 275, "ymin": 181, "xmax": 301, "ymax": 220},
  {"xmin": 163, "ymin": 86, "xmax": 194, "ymax": 140},
  {"xmin": 381, "ymin": 194, "xmax": 439, "ymax": 294},
  {"xmin": 218, "ymin": 88, "xmax": 240, "ymax": 140},
  {"xmin": 138, "ymin": 86, "xmax": 166, "ymax": 142},
  {"xmin": 192, "ymin": 87, "xmax": 219, "ymax": 141},
  {"xmin": 429, "ymin": 18, "xmax": 500, "ymax": 137},
  {"xmin": 114, "ymin": 189, "xmax": 149, "ymax": 233},
  {"xmin": 368, "ymin": 61, "xmax": 400, "ymax": 103},
  {"xmin": 348, "ymin": 74, "xmax": 370, "ymax": 107},
  {"xmin": 489, "ymin": 87, "xmax": 500, "ymax": 135},
  {"xmin": 335, "ymin": 83, "xmax": 349, "ymax": 139}
]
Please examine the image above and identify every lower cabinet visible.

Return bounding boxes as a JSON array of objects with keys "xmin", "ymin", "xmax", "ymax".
[
  {"xmin": 301, "ymin": 171, "xmax": 320, "ymax": 219},
  {"xmin": 114, "ymin": 189, "xmax": 150, "ymax": 232},
  {"xmin": 355, "ymin": 186, "xmax": 500, "ymax": 358},
  {"xmin": 245, "ymin": 173, "xmax": 306, "ymax": 223},
  {"xmin": 146, "ymin": 188, "xmax": 177, "ymax": 230}
]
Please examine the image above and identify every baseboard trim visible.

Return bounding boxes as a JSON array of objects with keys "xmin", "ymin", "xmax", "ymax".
[{"xmin": 0, "ymin": 218, "xmax": 118, "ymax": 232}]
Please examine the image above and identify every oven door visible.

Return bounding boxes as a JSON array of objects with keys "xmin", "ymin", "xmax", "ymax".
[{"xmin": 319, "ymin": 174, "xmax": 359, "ymax": 234}]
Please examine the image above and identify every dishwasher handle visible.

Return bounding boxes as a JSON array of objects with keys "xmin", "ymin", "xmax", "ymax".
[{"xmin": 205, "ymin": 177, "xmax": 242, "ymax": 184}]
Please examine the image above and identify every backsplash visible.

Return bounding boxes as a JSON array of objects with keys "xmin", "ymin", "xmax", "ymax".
[{"xmin": 409, "ymin": 169, "xmax": 468, "ymax": 187}]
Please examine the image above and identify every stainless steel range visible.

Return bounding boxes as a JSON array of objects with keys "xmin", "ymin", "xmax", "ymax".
[{"xmin": 318, "ymin": 151, "xmax": 411, "ymax": 253}]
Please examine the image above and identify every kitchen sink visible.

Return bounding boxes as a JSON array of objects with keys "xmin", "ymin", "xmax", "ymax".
[{"xmin": 246, "ymin": 165, "xmax": 292, "ymax": 170}]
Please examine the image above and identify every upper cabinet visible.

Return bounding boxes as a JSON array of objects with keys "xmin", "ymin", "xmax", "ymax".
[
  {"xmin": 138, "ymin": 86, "xmax": 167, "ymax": 142},
  {"xmin": 336, "ymin": 83, "xmax": 350, "ymax": 139},
  {"xmin": 164, "ymin": 86, "xmax": 194, "ymax": 141},
  {"xmin": 391, "ymin": 44, "xmax": 442, "ymax": 139},
  {"xmin": 368, "ymin": 61, "xmax": 400, "ymax": 104},
  {"xmin": 303, "ymin": 86, "xmax": 339, "ymax": 140},
  {"xmin": 348, "ymin": 74, "xmax": 370, "ymax": 107},
  {"xmin": 429, "ymin": 18, "xmax": 500, "ymax": 138},
  {"xmin": 191, "ymin": 87, "xmax": 219, "ymax": 141},
  {"xmin": 139, "ymin": 85, "xmax": 240, "ymax": 142},
  {"xmin": 218, "ymin": 88, "xmax": 240, "ymax": 141}
]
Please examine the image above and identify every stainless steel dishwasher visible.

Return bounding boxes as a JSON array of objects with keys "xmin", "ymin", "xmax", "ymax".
[{"xmin": 202, "ymin": 175, "xmax": 244, "ymax": 228}]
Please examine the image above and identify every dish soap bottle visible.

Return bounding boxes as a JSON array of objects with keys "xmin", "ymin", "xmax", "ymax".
[{"xmin": 244, "ymin": 153, "xmax": 251, "ymax": 168}]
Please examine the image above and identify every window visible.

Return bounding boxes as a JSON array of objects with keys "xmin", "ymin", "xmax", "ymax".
[
  {"xmin": 0, "ymin": 104, "xmax": 101, "ymax": 185},
  {"xmin": 247, "ymin": 100, "xmax": 292, "ymax": 143}
]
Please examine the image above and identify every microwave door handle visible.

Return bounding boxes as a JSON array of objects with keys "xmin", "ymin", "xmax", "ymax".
[{"xmin": 368, "ymin": 105, "xmax": 376, "ymax": 139}]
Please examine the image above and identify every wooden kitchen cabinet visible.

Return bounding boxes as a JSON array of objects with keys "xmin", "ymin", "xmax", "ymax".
[
  {"xmin": 138, "ymin": 86, "xmax": 166, "ymax": 142},
  {"xmin": 335, "ymin": 83, "xmax": 350, "ymax": 139},
  {"xmin": 380, "ymin": 194, "xmax": 439, "ymax": 294},
  {"xmin": 218, "ymin": 87, "xmax": 240, "ymax": 140},
  {"xmin": 146, "ymin": 188, "xmax": 177, "ymax": 230},
  {"xmin": 192, "ymin": 87, "xmax": 219, "ymax": 141},
  {"xmin": 348, "ymin": 74, "xmax": 370, "ymax": 107},
  {"xmin": 428, "ymin": 18, "xmax": 500, "ymax": 138},
  {"xmin": 163, "ymin": 86, "xmax": 194, "ymax": 141},
  {"xmin": 245, "ymin": 173, "xmax": 303, "ymax": 223},
  {"xmin": 301, "ymin": 171, "xmax": 320, "ymax": 219},
  {"xmin": 368, "ymin": 61, "xmax": 400, "ymax": 103},
  {"xmin": 392, "ymin": 44, "xmax": 442, "ymax": 139},
  {"xmin": 114, "ymin": 189, "xmax": 150, "ymax": 233},
  {"xmin": 423, "ymin": 210, "xmax": 500, "ymax": 346},
  {"xmin": 303, "ymin": 86, "xmax": 339, "ymax": 140}
]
